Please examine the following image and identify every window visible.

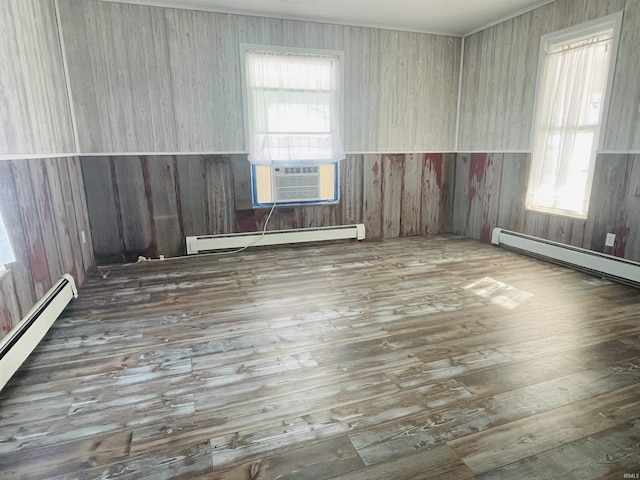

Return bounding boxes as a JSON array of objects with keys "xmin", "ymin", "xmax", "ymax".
[
  {"xmin": 526, "ymin": 13, "xmax": 622, "ymax": 217},
  {"xmin": 241, "ymin": 45, "xmax": 344, "ymax": 206},
  {"xmin": 0, "ymin": 213, "xmax": 15, "ymax": 270}
]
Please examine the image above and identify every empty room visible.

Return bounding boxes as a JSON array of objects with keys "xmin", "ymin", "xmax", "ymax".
[{"xmin": 1, "ymin": 0, "xmax": 640, "ymax": 478}]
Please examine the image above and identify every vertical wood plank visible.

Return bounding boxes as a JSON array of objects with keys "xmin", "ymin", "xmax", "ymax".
[
  {"xmin": 58, "ymin": 0, "xmax": 177, "ymax": 152},
  {"xmin": 231, "ymin": 155, "xmax": 253, "ymax": 211},
  {"xmin": 68, "ymin": 157, "xmax": 95, "ymax": 272},
  {"xmin": 44, "ymin": 158, "xmax": 77, "ymax": 279},
  {"xmin": 362, "ymin": 155, "xmax": 383, "ymax": 239},
  {"xmin": 420, "ymin": 153, "xmax": 446, "ymax": 235},
  {"xmin": 12, "ymin": 162, "xmax": 50, "ymax": 299},
  {"xmin": 82, "ymin": 157, "xmax": 125, "ymax": 262},
  {"xmin": 206, "ymin": 156, "xmax": 235, "ymax": 235},
  {"xmin": 586, "ymin": 154, "xmax": 632, "ymax": 253},
  {"xmin": 382, "ymin": 155, "xmax": 404, "ymax": 239},
  {"xmin": 0, "ymin": 271, "xmax": 20, "ymax": 335},
  {"xmin": 55, "ymin": 158, "xmax": 86, "ymax": 283},
  {"xmin": 451, "ymin": 153, "xmax": 471, "ymax": 235},
  {"xmin": 524, "ymin": 210, "xmax": 550, "ymax": 240},
  {"xmin": 400, "ymin": 154, "xmax": 422, "ymax": 236},
  {"xmin": 603, "ymin": 0, "xmax": 640, "ymax": 150},
  {"xmin": 615, "ymin": 154, "xmax": 640, "ymax": 260},
  {"xmin": 164, "ymin": 9, "xmax": 244, "ymax": 152},
  {"xmin": 341, "ymin": 155, "xmax": 363, "ymax": 225},
  {"xmin": 439, "ymin": 153, "xmax": 457, "ymax": 234},
  {"xmin": 466, "ymin": 154, "xmax": 503, "ymax": 243},
  {"xmin": 0, "ymin": 162, "xmax": 36, "ymax": 317},
  {"xmin": 112, "ymin": 156, "xmax": 155, "ymax": 257},
  {"xmin": 146, "ymin": 156, "xmax": 183, "ymax": 257},
  {"xmin": 175, "ymin": 155, "xmax": 209, "ymax": 237},
  {"xmin": 0, "ymin": 0, "xmax": 75, "ymax": 155},
  {"xmin": 497, "ymin": 153, "xmax": 530, "ymax": 232},
  {"xmin": 28, "ymin": 159, "xmax": 63, "ymax": 283}
]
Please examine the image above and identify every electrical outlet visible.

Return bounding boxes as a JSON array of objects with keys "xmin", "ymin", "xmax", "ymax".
[{"xmin": 605, "ymin": 233, "xmax": 615, "ymax": 247}]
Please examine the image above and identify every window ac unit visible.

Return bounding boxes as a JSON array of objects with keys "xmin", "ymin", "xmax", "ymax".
[{"xmin": 272, "ymin": 166, "xmax": 321, "ymax": 202}]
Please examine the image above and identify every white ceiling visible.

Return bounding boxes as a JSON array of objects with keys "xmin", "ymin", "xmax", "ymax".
[{"xmin": 99, "ymin": 0, "xmax": 555, "ymax": 36}]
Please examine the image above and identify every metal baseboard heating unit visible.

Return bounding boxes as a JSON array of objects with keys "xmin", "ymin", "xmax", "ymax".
[
  {"xmin": 0, "ymin": 274, "xmax": 78, "ymax": 391},
  {"xmin": 492, "ymin": 228, "xmax": 640, "ymax": 287},
  {"xmin": 187, "ymin": 224, "xmax": 366, "ymax": 254}
]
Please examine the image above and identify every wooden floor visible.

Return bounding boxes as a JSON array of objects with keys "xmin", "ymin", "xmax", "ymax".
[{"xmin": 1, "ymin": 236, "xmax": 640, "ymax": 479}]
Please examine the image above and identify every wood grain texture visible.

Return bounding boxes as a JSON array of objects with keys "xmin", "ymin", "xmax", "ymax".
[
  {"xmin": 58, "ymin": 0, "xmax": 459, "ymax": 153},
  {"xmin": 164, "ymin": 9, "xmax": 243, "ymax": 152},
  {"xmin": 0, "ymin": 271, "xmax": 20, "ymax": 336},
  {"xmin": 0, "ymin": 157, "xmax": 93, "ymax": 341},
  {"xmin": 0, "ymin": 0, "xmax": 75, "ymax": 156},
  {"xmin": 57, "ymin": 0, "xmax": 177, "ymax": 153},
  {"xmin": 458, "ymin": 0, "xmax": 638, "ymax": 151},
  {"xmin": 451, "ymin": 152, "xmax": 640, "ymax": 261},
  {"xmin": 0, "ymin": 163, "xmax": 36, "ymax": 317},
  {"xmin": 1, "ymin": 236, "xmax": 639, "ymax": 478},
  {"xmin": 82, "ymin": 154, "xmax": 455, "ymax": 261}
]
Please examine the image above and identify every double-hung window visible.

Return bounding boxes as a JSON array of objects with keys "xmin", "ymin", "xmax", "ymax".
[
  {"xmin": 526, "ymin": 13, "xmax": 622, "ymax": 217},
  {"xmin": 241, "ymin": 45, "xmax": 344, "ymax": 206}
]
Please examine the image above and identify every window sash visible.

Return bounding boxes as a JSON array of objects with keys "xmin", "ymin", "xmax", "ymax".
[
  {"xmin": 243, "ymin": 47, "xmax": 344, "ymax": 165},
  {"xmin": 527, "ymin": 20, "xmax": 616, "ymax": 217}
]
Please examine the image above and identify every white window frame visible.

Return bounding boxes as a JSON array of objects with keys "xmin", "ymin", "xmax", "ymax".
[
  {"xmin": 526, "ymin": 11, "xmax": 623, "ymax": 219},
  {"xmin": 240, "ymin": 44, "xmax": 344, "ymax": 207}
]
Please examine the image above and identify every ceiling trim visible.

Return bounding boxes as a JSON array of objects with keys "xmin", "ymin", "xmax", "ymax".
[
  {"xmin": 463, "ymin": 0, "xmax": 557, "ymax": 37},
  {"xmin": 97, "ymin": 0, "xmax": 461, "ymax": 37}
]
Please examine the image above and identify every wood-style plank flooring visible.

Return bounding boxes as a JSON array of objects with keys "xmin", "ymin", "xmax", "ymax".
[{"xmin": 1, "ymin": 236, "xmax": 640, "ymax": 479}]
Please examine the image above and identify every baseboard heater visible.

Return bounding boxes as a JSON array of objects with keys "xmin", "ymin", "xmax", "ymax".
[
  {"xmin": 0, "ymin": 274, "xmax": 78, "ymax": 391},
  {"xmin": 492, "ymin": 228, "xmax": 640, "ymax": 287},
  {"xmin": 186, "ymin": 224, "xmax": 366, "ymax": 254}
]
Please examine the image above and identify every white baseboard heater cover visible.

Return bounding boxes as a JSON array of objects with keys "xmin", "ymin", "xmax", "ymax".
[
  {"xmin": 0, "ymin": 274, "xmax": 77, "ymax": 391},
  {"xmin": 492, "ymin": 228, "xmax": 640, "ymax": 286},
  {"xmin": 187, "ymin": 224, "xmax": 366, "ymax": 254}
]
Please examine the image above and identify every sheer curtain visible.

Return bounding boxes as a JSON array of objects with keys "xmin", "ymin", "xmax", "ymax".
[
  {"xmin": 245, "ymin": 50, "xmax": 344, "ymax": 166},
  {"xmin": 528, "ymin": 30, "xmax": 613, "ymax": 215}
]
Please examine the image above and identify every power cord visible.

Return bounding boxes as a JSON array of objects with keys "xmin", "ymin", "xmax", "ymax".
[{"xmin": 95, "ymin": 201, "xmax": 278, "ymax": 275}]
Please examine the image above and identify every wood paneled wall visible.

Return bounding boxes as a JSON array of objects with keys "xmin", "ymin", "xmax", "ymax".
[
  {"xmin": 458, "ymin": 0, "xmax": 640, "ymax": 151},
  {"xmin": 0, "ymin": 0, "xmax": 76, "ymax": 156},
  {"xmin": 0, "ymin": 157, "xmax": 94, "ymax": 339},
  {"xmin": 58, "ymin": 0, "xmax": 460, "ymax": 154},
  {"xmin": 452, "ymin": 153, "xmax": 640, "ymax": 262},
  {"xmin": 81, "ymin": 154, "xmax": 455, "ymax": 262}
]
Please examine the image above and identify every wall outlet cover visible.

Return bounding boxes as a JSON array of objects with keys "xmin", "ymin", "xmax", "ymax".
[{"xmin": 605, "ymin": 233, "xmax": 615, "ymax": 247}]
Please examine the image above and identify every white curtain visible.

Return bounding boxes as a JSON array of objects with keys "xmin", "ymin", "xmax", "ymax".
[
  {"xmin": 528, "ymin": 31, "xmax": 613, "ymax": 215},
  {"xmin": 245, "ymin": 51, "xmax": 345, "ymax": 165}
]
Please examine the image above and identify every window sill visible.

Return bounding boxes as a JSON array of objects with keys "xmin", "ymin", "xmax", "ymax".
[{"xmin": 525, "ymin": 206, "xmax": 588, "ymax": 220}]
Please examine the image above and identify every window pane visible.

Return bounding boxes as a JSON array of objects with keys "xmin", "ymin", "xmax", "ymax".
[
  {"xmin": 260, "ymin": 91, "xmax": 331, "ymax": 133},
  {"xmin": 527, "ymin": 19, "xmax": 615, "ymax": 217},
  {"xmin": 244, "ymin": 47, "xmax": 344, "ymax": 165}
]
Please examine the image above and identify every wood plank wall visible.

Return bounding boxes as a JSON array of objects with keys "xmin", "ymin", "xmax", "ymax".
[
  {"xmin": 458, "ymin": 0, "xmax": 640, "ymax": 151},
  {"xmin": 81, "ymin": 154, "xmax": 455, "ymax": 262},
  {"xmin": 57, "ymin": 0, "xmax": 460, "ymax": 153},
  {"xmin": 452, "ymin": 153, "xmax": 640, "ymax": 262},
  {"xmin": 0, "ymin": 157, "xmax": 94, "ymax": 340},
  {"xmin": 0, "ymin": 0, "xmax": 76, "ymax": 156}
]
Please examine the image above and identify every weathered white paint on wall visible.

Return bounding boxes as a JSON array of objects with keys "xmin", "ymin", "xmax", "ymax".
[
  {"xmin": 458, "ymin": 0, "xmax": 640, "ymax": 152},
  {"xmin": 58, "ymin": 0, "xmax": 461, "ymax": 154},
  {"xmin": 0, "ymin": 0, "xmax": 76, "ymax": 156}
]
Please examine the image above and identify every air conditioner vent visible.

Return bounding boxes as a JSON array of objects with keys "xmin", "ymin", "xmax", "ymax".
[{"xmin": 273, "ymin": 166, "xmax": 320, "ymax": 202}]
